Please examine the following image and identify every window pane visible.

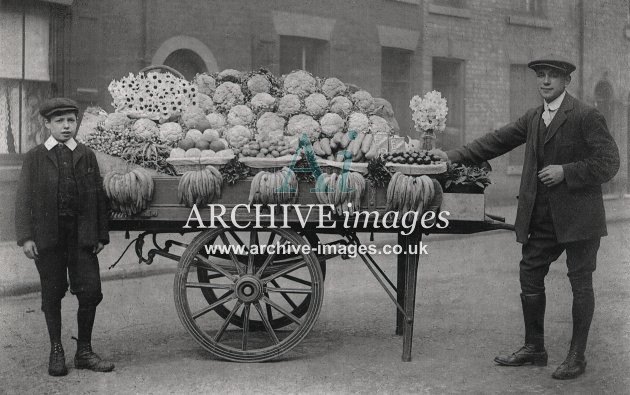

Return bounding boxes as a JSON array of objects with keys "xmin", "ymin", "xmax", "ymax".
[
  {"xmin": 382, "ymin": 47, "xmax": 412, "ymax": 136},
  {"xmin": 432, "ymin": 58, "xmax": 464, "ymax": 150},
  {"xmin": 279, "ymin": 36, "xmax": 329, "ymax": 76}
]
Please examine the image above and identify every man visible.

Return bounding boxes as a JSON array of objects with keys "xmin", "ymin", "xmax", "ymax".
[
  {"xmin": 15, "ymin": 98, "xmax": 114, "ymax": 376},
  {"xmin": 432, "ymin": 57, "xmax": 619, "ymax": 379}
]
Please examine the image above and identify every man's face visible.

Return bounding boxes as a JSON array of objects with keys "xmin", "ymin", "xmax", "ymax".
[
  {"xmin": 45, "ymin": 112, "xmax": 77, "ymax": 142},
  {"xmin": 535, "ymin": 67, "xmax": 570, "ymax": 102}
]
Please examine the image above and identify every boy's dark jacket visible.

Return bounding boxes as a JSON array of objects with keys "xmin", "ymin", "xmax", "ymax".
[
  {"xmin": 447, "ymin": 94, "xmax": 619, "ymax": 244},
  {"xmin": 15, "ymin": 142, "xmax": 109, "ymax": 250}
]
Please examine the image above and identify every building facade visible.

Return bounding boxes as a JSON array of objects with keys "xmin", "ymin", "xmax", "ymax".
[{"xmin": 0, "ymin": 0, "xmax": 629, "ymax": 240}]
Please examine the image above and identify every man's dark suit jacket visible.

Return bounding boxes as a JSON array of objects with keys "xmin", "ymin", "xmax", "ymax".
[
  {"xmin": 15, "ymin": 142, "xmax": 109, "ymax": 250},
  {"xmin": 447, "ymin": 93, "xmax": 619, "ymax": 244}
]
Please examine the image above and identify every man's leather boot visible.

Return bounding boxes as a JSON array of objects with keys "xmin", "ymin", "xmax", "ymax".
[
  {"xmin": 552, "ymin": 274, "xmax": 593, "ymax": 380},
  {"xmin": 74, "ymin": 343, "xmax": 115, "ymax": 372},
  {"xmin": 48, "ymin": 342, "xmax": 68, "ymax": 376},
  {"xmin": 494, "ymin": 293, "xmax": 548, "ymax": 366}
]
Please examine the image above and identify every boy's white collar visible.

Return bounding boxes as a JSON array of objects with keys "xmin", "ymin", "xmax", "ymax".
[{"xmin": 44, "ymin": 136, "xmax": 77, "ymax": 151}]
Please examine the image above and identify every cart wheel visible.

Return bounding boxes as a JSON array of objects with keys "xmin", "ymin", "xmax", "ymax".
[
  {"xmin": 174, "ymin": 227, "xmax": 324, "ymax": 362},
  {"xmin": 196, "ymin": 231, "xmax": 326, "ymax": 330}
]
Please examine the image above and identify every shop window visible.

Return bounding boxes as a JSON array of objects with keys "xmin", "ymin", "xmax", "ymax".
[
  {"xmin": 507, "ymin": 64, "xmax": 540, "ymax": 173},
  {"xmin": 382, "ymin": 47, "xmax": 412, "ymax": 137},
  {"xmin": 279, "ymin": 36, "xmax": 329, "ymax": 76},
  {"xmin": 0, "ymin": 0, "xmax": 54, "ymax": 155},
  {"xmin": 163, "ymin": 49, "xmax": 208, "ymax": 80},
  {"xmin": 432, "ymin": 57, "xmax": 465, "ymax": 150}
]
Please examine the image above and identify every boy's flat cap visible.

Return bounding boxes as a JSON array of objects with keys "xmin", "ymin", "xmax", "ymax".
[
  {"xmin": 39, "ymin": 97, "xmax": 79, "ymax": 118},
  {"xmin": 528, "ymin": 56, "xmax": 576, "ymax": 74}
]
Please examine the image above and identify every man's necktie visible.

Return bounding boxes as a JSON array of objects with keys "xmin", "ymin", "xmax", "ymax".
[{"xmin": 542, "ymin": 107, "xmax": 555, "ymax": 127}]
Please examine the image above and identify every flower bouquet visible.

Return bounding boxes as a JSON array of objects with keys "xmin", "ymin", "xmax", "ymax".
[{"xmin": 409, "ymin": 90, "xmax": 448, "ymax": 150}]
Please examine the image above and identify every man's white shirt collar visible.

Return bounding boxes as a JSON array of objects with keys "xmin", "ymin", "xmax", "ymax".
[
  {"xmin": 44, "ymin": 136, "xmax": 77, "ymax": 151},
  {"xmin": 544, "ymin": 91, "xmax": 566, "ymax": 112}
]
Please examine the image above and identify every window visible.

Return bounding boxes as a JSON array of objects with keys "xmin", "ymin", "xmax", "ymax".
[
  {"xmin": 381, "ymin": 47, "xmax": 412, "ymax": 137},
  {"xmin": 0, "ymin": 0, "xmax": 55, "ymax": 155},
  {"xmin": 433, "ymin": 0, "xmax": 466, "ymax": 8},
  {"xmin": 508, "ymin": 64, "xmax": 540, "ymax": 172},
  {"xmin": 432, "ymin": 58, "xmax": 465, "ymax": 150},
  {"xmin": 518, "ymin": 0, "xmax": 545, "ymax": 16},
  {"xmin": 163, "ymin": 49, "xmax": 208, "ymax": 80},
  {"xmin": 279, "ymin": 36, "xmax": 329, "ymax": 76}
]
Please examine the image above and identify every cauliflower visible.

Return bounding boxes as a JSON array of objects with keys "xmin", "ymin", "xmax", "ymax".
[
  {"xmin": 185, "ymin": 129, "xmax": 203, "ymax": 142},
  {"xmin": 319, "ymin": 113, "xmax": 345, "ymax": 137},
  {"xmin": 304, "ymin": 93, "xmax": 329, "ymax": 118},
  {"xmin": 217, "ymin": 69, "xmax": 242, "ymax": 82},
  {"xmin": 224, "ymin": 125, "xmax": 252, "ymax": 148},
  {"xmin": 351, "ymin": 90, "xmax": 375, "ymax": 113},
  {"xmin": 283, "ymin": 70, "xmax": 316, "ymax": 98},
  {"xmin": 227, "ymin": 104, "xmax": 255, "ymax": 126},
  {"xmin": 286, "ymin": 114, "xmax": 320, "ymax": 142},
  {"xmin": 347, "ymin": 112, "xmax": 370, "ymax": 134},
  {"xmin": 321, "ymin": 77, "xmax": 347, "ymax": 99},
  {"xmin": 247, "ymin": 74, "xmax": 271, "ymax": 94},
  {"xmin": 130, "ymin": 118, "xmax": 159, "ymax": 140},
  {"xmin": 169, "ymin": 148, "xmax": 186, "ymax": 158},
  {"xmin": 159, "ymin": 122, "xmax": 184, "ymax": 144},
  {"xmin": 102, "ymin": 112, "xmax": 132, "ymax": 133},
  {"xmin": 329, "ymin": 96, "xmax": 353, "ymax": 117},
  {"xmin": 256, "ymin": 112, "xmax": 286, "ymax": 139},
  {"xmin": 201, "ymin": 129, "xmax": 221, "ymax": 142},
  {"xmin": 181, "ymin": 106, "xmax": 212, "ymax": 130},
  {"xmin": 277, "ymin": 94, "xmax": 302, "ymax": 117},
  {"xmin": 205, "ymin": 112, "xmax": 227, "ymax": 130},
  {"xmin": 196, "ymin": 93, "xmax": 215, "ymax": 114},
  {"xmin": 368, "ymin": 115, "xmax": 392, "ymax": 135},
  {"xmin": 192, "ymin": 73, "xmax": 216, "ymax": 96},
  {"xmin": 212, "ymin": 81, "xmax": 244, "ymax": 109},
  {"xmin": 249, "ymin": 92, "xmax": 276, "ymax": 112}
]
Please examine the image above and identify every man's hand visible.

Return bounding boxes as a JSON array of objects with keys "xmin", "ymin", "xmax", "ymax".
[
  {"xmin": 93, "ymin": 242, "xmax": 104, "ymax": 255},
  {"xmin": 429, "ymin": 149, "xmax": 449, "ymax": 162},
  {"xmin": 538, "ymin": 165, "xmax": 565, "ymax": 187},
  {"xmin": 23, "ymin": 240, "xmax": 38, "ymax": 260}
]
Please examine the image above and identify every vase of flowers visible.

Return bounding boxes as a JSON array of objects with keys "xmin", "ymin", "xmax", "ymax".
[{"xmin": 409, "ymin": 90, "xmax": 448, "ymax": 150}]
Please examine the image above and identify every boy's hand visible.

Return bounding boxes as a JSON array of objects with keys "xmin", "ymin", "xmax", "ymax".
[
  {"xmin": 93, "ymin": 242, "xmax": 104, "ymax": 255},
  {"xmin": 23, "ymin": 240, "xmax": 38, "ymax": 259},
  {"xmin": 538, "ymin": 165, "xmax": 565, "ymax": 187}
]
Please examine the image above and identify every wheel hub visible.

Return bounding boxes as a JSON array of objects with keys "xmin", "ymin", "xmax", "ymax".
[{"xmin": 234, "ymin": 276, "xmax": 263, "ymax": 302}]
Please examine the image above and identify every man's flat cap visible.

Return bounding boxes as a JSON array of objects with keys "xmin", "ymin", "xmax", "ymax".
[
  {"xmin": 39, "ymin": 97, "xmax": 79, "ymax": 118},
  {"xmin": 528, "ymin": 56, "xmax": 576, "ymax": 74}
]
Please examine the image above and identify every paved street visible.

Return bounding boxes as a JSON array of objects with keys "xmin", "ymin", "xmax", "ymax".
[{"xmin": 1, "ymin": 221, "xmax": 628, "ymax": 394}]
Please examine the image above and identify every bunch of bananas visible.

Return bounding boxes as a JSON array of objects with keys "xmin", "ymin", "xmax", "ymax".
[
  {"xmin": 103, "ymin": 168, "xmax": 154, "ymax": 216},
  {"xmin": 386, "ymin": 172, "xmax": 435, "ymax": 213},
  {"xmin": 248, "ymin": 167, "xmax": 298, "ymax": 205},
  {"xmin": 177, "ymin": 166, "xmax": 223, "ymax": 207},
  {"xmin": 314, "ymin": 171, "xmax": 366, "ymax": 215}
]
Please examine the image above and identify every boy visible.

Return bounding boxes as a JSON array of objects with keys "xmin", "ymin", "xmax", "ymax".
[{"xmin": 15, "ymin": 97, "xmax": 114, "ymax": 376}]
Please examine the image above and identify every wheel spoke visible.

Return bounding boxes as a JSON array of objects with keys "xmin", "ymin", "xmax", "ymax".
[
  {"xmin": 253, "ymin": 301, "xmax": 279, "ymax": 344},
  {"xmin": 267, "ymin": 232, "xmax": 276, "ymax": 245},
  {"xmin": 185, "ymin": 282, "xmax": 233, "ymax": 290},
  {"xmin": 219, "ymin": 232, "xmax": 245, "ymax": 275},
  {"xmin": 262, "ymin": 296, "xmax": 302, "ymax": 325},
  {"xmin": 262, "ymin": 260, "xmax": 307, "ymax": 283},
  {"xmin": 266, "ymin": 287, "xmax": 312, "ymax": 295},
  {"xmin": 241, "ymin": 303, "xmax": 251, "ymax": 351},
  {"xmin": 214, "ymin": 301, "xmax": 243, "ymax": 342},
  {"xmin": 192, "ymin": 291, "xmax": 235, "ymax": 319},
  {"xmin": 247, "ymin": 230, "xmax": 258, "ymax": 274},
  {"xmin": 193, "ymin": 254, "xmax": 236, "ymax": 281},
  {"xmin": 255, "ymin": 236, "xmax": 283, "ymax": 277},
  {"xmin": 228, "ymin": 230, "xmax": 246, "ymax": 247},
  {"xmin": 269, "ymin": 279, "xmax": 299, "ymax": 309},
  {"xmin": 265, "ymin": 297, "xmax": 274, "ymax": 322},
  {"xmin": 282, "ymin": 274, "xmax": 312, "ymax": 287}
]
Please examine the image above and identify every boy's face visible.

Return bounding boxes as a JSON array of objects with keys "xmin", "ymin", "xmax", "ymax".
[
  {"xmin": 45, "ymin": 112, "xmax": 77, "ymax": 142},
  {"xmin": 535, "ymin": 67, "xmax": 570, "ymax": 103}
]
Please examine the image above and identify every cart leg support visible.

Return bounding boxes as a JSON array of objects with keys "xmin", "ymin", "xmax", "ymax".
[{"xmin": 401, "ymin": 232, "xmax": 420, "ymax": 362}]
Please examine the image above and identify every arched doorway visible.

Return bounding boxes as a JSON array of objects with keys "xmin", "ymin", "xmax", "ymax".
[
  {"xmin": 594, "ymin": 80, "xmax": 615, "ymax": 195},
  {"xmin": 163, "ymin": 49, "xmax": 207, "ymax": 80}
]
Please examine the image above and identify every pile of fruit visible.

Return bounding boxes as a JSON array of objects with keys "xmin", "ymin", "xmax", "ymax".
[
  {"xmin": 385, "ymin": 150, "xmax": 443, "ymax": 165},
  {"xmin": 103, "ymin": 167, "xmax": 154, "ymax": 216},
  {"xmin": 248, "ymin": 167, "xmax": 298, "ymax": 205},
  {"xmin": 177, "ymin": 166, "xmax": 224, "ymax": 207},
  {"xmin": 386, "ymin": 173, "xmax": 436, "ymax": 213},
  {"xmin": 314, "ymin": 172, "xmax": 366, "ymax": 215},
  {"xmin": 239, "ymin": 136, "xmax": 298, "ymax": 158}
]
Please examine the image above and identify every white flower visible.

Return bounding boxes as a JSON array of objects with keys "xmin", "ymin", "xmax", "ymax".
[{"xmin": 409, "ymin": 90, "xmax": 448, "ymax": 133}]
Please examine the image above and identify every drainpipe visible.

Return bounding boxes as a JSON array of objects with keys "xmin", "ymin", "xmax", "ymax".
[{"xmin": 578, "ymin": 0, "xmax": 586, "ymax": 100}]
